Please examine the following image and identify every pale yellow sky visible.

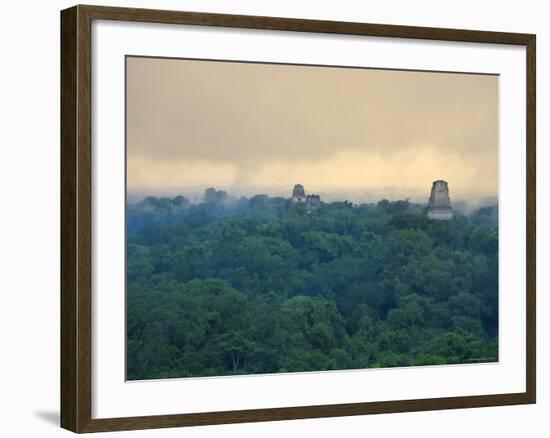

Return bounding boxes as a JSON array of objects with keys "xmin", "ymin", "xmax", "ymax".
[{"xmin": 127, "ymin": 56, "xmax": 498, "ymax": 199}]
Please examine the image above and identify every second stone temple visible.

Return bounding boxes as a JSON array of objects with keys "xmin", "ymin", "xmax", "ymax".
[{"xmin": 427, "ymin": 180, "xmax": 453, "ymax": 220}]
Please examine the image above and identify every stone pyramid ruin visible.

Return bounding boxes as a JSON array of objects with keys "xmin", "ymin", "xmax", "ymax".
[{"xmin": 427, "ymin": 180, "xmax": 453, "ymax": 220}]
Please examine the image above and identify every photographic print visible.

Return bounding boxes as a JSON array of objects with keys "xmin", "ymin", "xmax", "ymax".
[{"xmin": 125, "ymin": 56, "xmax": 499, "ymax": 381}]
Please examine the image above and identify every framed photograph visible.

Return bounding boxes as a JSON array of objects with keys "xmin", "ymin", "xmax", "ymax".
[{"xmin": 60, "ymin": 4, "xmax": 536, "ymax": 433}]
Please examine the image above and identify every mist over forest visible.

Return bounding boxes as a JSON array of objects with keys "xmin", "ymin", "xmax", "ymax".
[
  {"xmin": 127, "ymin": 187, "xmax": 498, "ymax": 232},
  {"xmin": 126, "ymin": 187, "xmax": 498, "ymax": 380},
  {"xmin": 128, "ymin": 186, "xmax": 497, "ymax": 213}
]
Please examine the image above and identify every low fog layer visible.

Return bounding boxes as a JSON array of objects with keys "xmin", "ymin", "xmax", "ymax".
[{"xmin": 127, "ymin": 186, "xmax": 497, "ymax": 210}]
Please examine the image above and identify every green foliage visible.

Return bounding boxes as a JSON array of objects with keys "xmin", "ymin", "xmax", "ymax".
[{"xmin": 126, "ymin": 194, "xmax": 499, "ymax": 379}]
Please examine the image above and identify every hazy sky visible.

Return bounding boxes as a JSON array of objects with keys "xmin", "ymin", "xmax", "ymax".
[{"xmin": 127, "ymin": 56, "xmax": 498, "ymax": 199}]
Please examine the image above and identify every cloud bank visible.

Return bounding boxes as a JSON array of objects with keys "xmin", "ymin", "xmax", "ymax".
[{"xmin": 127, "ymin": 57, "xmax": 498, "ymax": 198}]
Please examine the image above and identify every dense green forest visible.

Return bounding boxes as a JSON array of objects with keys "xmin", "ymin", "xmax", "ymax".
[{"xmin": 126, "ymin": 189, "xmax": 498, "ymax": 380}]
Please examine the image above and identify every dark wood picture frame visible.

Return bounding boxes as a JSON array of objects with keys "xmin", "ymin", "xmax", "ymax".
[{"xmin": 61, "ymin": 4, "xmax": 536, "ymax": 433}]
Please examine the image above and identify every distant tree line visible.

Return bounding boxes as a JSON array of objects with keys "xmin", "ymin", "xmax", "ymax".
[{"xmin": 127, "ymin": 190, "xmax": 498, "ymax": 380}]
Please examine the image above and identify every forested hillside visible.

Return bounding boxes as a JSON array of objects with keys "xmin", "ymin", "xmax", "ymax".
[{"xmin": 127, "ymin": 190, "xmax": 498, "ymax": 380}]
